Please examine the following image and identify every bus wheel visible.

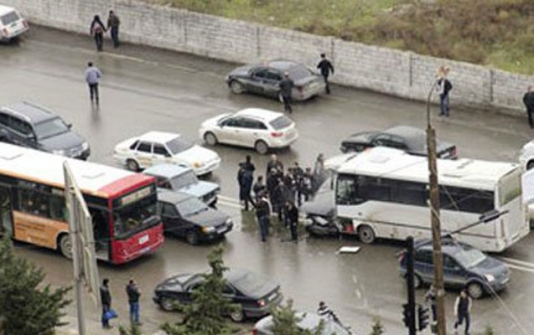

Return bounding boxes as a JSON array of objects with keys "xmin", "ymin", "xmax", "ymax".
[
  {"xmin": 58, "ymin": 234, "xmax": 73, "ymax": 259},
  {"xmin": 358, "ymin": 225, "xmax": 375, "ymax": 244}
]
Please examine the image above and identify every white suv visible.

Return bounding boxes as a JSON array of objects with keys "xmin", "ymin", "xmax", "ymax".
[
  {"xmin": 198, "ymin": 108, "xmax": 299, "ymax": 154},
  {"xmin": 0, "ymin": 5, "xmax": 29, "ymax": 42},
  {"xmin": 519, "ymin": 140, "xmax": 534, "ymax": 170}
]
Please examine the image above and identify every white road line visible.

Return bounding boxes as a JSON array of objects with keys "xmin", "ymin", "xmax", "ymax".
[
  {"xmin": 503, "ymin": 263, "xmax": 534, "ymax": 274},
  {"xmin": 217, "ymin": 200, "xmax": 242, "ymax": 210},
  {"xmin": 218, "ymin": 195, "xmax": 241, "ymax": 204},
  {"xmin": 498, "ymin": 257, "xmax": 534, "ymax": 269}
]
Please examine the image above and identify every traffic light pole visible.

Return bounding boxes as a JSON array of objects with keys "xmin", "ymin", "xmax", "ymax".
[{"xmin": 406, "ymin": 236, "xmax": 416, "ymax": 335}]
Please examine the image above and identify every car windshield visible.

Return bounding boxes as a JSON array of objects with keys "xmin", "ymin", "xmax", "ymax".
[
  {"xmin": 1, "ymin": 11, "xmax": 20, "ymax": 25},
  {"xmin": 176, "ymin": 197, "xmax": 208, "ymax": 217},
  {"xmin": 169, "ymin": 170, "xmax": 198, "ymax": 190},
  {"xmin": 454, "ymin": 248, "xmax": 487, "ymax": 268},
  {"xmin": 113, "ymin": 193, "xmax": 158, "ymax": 238},
  {"xmin": 34, "ymin": 118, "xmax": 70, "ymax": 140},
  {"xmin": 289, "ymin": 65, "xmax": 313, "ymax": 80},
  {"xmin": 166, "ymin": 137, "xmax": 194, "ymax": 155},
  {"xmin": 270, "ymin": 116, "xmax": 292, "ymax": 130},
  {"xmin": 230, "ymin": 271, "xmax": 271, "ymax": 297}
]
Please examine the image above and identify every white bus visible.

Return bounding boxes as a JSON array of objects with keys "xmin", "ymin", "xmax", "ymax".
[{"xmin": 334, "ymin": 147, "xmax": 529, "ymax": 252}]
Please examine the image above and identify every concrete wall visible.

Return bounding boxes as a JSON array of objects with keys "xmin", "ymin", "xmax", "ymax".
[{"xmin": 5, "ymin": 0, "xmax": 534, "ymax": 114}]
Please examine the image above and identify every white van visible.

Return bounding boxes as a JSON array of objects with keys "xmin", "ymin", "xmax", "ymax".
[{"xmin": 0, "ymin": 5, "xmax": 28, "ymax": 42}]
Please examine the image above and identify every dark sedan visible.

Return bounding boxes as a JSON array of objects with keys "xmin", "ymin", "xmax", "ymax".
[
  {"xmin": 340, "ymin": 125, "xmax": 457, "ymax": 159},
  {"xmin": 153, "ymin": 269, "xmax": 283, "ymax": 322},
  {"xmin": 225, "ymin": 59, "xmax": 326, "ymax": 101},
  {"xmin": 157, "ymin": 190, "xmax": 232, "ymax": 245}
]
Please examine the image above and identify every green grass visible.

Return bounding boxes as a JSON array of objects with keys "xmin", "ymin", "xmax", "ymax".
[{"xmin": 147, "ymin": 0, "xmax": 534, "ymax": 75}]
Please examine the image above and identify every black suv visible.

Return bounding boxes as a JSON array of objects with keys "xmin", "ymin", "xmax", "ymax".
[{"xmin": 0, "ymin": 102, "xmax": 90, "ymax": 159}]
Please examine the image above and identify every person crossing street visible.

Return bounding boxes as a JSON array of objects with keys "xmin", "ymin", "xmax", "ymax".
[
  {"xmin": 279, "ymin": 72, "xmax": 294, "ymax": 114},
  {"xmin": 317, "ymin": 53, "xmax": 335, "ymax": 94}
]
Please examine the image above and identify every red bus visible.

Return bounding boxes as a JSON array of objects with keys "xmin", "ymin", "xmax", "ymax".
[{"xmin": 0, "ymin": 143, "xmax": 164, "ymax": 264}]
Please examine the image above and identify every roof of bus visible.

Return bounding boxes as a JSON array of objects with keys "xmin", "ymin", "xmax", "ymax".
[
  {"xmin": 0, "ymin": 143, "xmax": 154, "ymax": 198},
  {"xmin": 337, "ymin": 147, "xmax": 518, "ymax": 190}
]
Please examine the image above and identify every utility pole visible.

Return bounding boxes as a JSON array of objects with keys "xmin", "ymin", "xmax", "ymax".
[
  {"xmin": 404, "ymin": 236, "xmax": 416, "ymax": 335},
  {"xmin": 426, "ymin": 78, "xmax": 447, "ymax": 335}
]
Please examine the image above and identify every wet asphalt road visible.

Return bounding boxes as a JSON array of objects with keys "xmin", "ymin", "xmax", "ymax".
[{"xmin": 3, "ymin": 26, "xmax": 534, "ymax": 334}]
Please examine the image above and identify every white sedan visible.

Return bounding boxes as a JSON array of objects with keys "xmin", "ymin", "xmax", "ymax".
[
  {"xmin": 114, "ymin": 131, "xmax": 221, "ymax": 175},
  {"xmin": 198, "ymin": 108, "xmax": 299, "ymax": 154}
]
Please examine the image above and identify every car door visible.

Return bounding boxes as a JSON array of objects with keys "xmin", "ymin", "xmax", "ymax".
[
  {"xmin": 133, "ymin": 141, "xmax": 153, "ymax": 169},
  {"xmin": 414, "ymin": 249, "xmax": 434, "ymax": 284},
  {"xmin": 7, "ymin": 116, "xmax": 37, "ymax": 148},
  {"xmin": 219, "ymin": 117, "xmax": 243, "ymax": 145},
  {"xmin": 248, "ymin": 68, "xmax": 269, "ymax": 95},
  {"xmin": 152, "ymin": 143, "xmax": 173, "ymax": 166},
  {"xmin": 160, "ymin": 202, "xmax": 184, "ymax": 236},
  {"xmin": 444, "ymin": 255, "xmax": 469, "ymax": 288},
  {"xmin": 264, "ymin": 69, "xmax": 283, "ymax": 98},
  {"xmin": 238, "ymin": 118, "xmax": 265, "ymax": 147}
]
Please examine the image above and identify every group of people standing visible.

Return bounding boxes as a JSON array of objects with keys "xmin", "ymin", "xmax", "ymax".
[
  {"xmin": 89, "ymin": 10, "xmax": 121, "ymax": 52},
  {"xmin": 237, "ymin": 153, "xmax": 327, "ymax": 243},
  {"xmin": 100, "ymin": 278, "xmax": 142, "ymax": 329}
]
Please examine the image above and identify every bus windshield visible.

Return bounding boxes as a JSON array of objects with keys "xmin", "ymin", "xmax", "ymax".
[{"xmin": 113, "ymin": 194, "xmax": 157, "ymax": 238}]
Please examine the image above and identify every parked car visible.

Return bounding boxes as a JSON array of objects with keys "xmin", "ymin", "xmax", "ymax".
[
  {"xmin": 253, "ymin": 312, "xmax": 352, "ymax": 335},
  {"xmin": 153, "ymin": 268, "xmax": 283, "ymax": 322},
  {"xmin": 198, "ymin": 108, "xmax": 298, "ymax": 154},
  {"xmin": 340, "ymin": 125, "xmax": 457, "ymax": 159},
  {"xmin": 157, "ymin": 190, "xmax": 232, "ymax": 244},
  {"xmin": 113, "ymin": 131, "xmax": 221, "ymax": 175},
  {"xmin": 0, "ymin": 102, "xmax": 90, "ymax": 159},
  {"xmin": 144, "ymin": 164, "xmax": 219, "ymax": 206},
  {"xmin": 519, "ymin": 139, "xmax": 534, "ymax": 170},
  {"xmin": 398, "ymin": 238, "xmax": 510, "ymax": 299},
  {"xmin": 225, "ymin": 59, "xmax": 325, "ymax": 101},
  {"xmin": 0, "ymin": 5, "xmax": 29, "ymax": 42}
]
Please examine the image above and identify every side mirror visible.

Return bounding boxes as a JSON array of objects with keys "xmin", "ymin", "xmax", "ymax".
[{"xmin": 67, "ymin": 123, "xmax": 73, "ymax": 129}]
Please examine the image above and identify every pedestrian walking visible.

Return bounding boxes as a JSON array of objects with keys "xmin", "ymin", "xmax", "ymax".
[
  {"xmin": 436, "ymin": 66, "xmax": 453, "ymax": 117},
  {"xmin": 90, "ymin": 15, "xmax": 106, "ymax": 52},
  {"xmin": 253, "ymin": 175, "xmax": 266, "ymax": 199},
  {"xmin": 317, "ymin": 53, "xmax": 335, "ymax": 94},
  {"xmin": 273, "ymin": 180, "xmax": 287, "ymax": 222},
  {"xmin": 100, "ymin": 278, "xmax": 113, "ymax": 329},
  {"xmin": 126, "ymin": 279, "xmax": 142, "ymax": 325},
  {"xmin": 453, "ymin": 289, "xmax": 472, "ymax": 335},
  {"xmin": 241, "ymin": 155, "xmax": 256, "ymax": 173},
  {"xmin": 255, "ymin": 192, "xmax": 271, "ymax": 242},
  {"xmin": 279, "ymin": 72, "xmax": 294, "ymax": 113},
  {"xmin": 317, "ymin": 301, "xmax": 339, "ymax": 322},
  {"xmin": 85, "ymin": 62, "xmax": 102, "ymax": 104},
  {"xmin": 425, "ymin": 285, "xmax": 437, "ymax": 334},
  {"xmin": 107, "ymin": 10, "xmax": 121, "ymax": 48},
  {"xmin": 523, "ymin": 86, "xmax": 534, "ymax": 128},
  {"xmin": 284, "ymin": 201, "xmax": 299, "ymax": 241},
  {"xmin": 238, "ymin": 165, "xmax": 254, "ymax": 211},
  {"xmin": 312, "ymin": 153, "xmax": 326, "ymax": 192}
]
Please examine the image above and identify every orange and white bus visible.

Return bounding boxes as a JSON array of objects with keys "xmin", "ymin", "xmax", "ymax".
[{"xmin": 0, "ymin": 143, "xmax": 164, "ymax": 264}]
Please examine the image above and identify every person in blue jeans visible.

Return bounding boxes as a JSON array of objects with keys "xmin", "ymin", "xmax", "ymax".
[
  {"xmin": 436, "ymin": 66, "xmax": 453, "ymax": 117},
  {"xmin": 255, "ymin": 192, "xmax": 271, "ymax": 242},
  {"xmin": 100, "ymin": 278, "xmax": 113, "ymax": 329},
  {"xmin": 126, "ymin": 279, "xmax": 142, "ymax": 325}
]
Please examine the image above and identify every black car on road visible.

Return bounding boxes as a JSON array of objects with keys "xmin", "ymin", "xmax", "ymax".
[
  {"xmin": 157, "ymin": 190, "xmax": 232, "ymax": 245},
  {"xmin": 153, "ymin": 268, "xmax": 283, "ymax": 322},
  {"xmin": 225, "ymin": 59, "xmax": 326, "ymax": 101},
  {"xmin": 0, "ymin": 101, "xmax": 90, "ymax": 159},
  {"xmin": 340, "ymin": 125, "xmax": 457, "ymax": 159}
]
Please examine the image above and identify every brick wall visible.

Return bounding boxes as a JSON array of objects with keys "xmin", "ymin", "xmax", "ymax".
[{"xmin": 5, "ymin": 0, "xmax": 533, "ymax": 115}]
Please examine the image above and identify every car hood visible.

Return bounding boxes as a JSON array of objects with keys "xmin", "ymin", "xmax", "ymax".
[
  {"xmin": 300, "ymin": 190, "xmax": 335, "ymax": 217},
  {"xmin": 184, "ymin": 207, "xmax": 229, "ymax": 227},
  {"xmin": 201, "ymin": 113, "xmax": 231, "ymax": 128},
  {"xmin": 471, "ymin": 256, "xmax": 509, "ymax": 277},
  {"xmin": 227, "ymin": 65, "xmax": 253, "ymax": 78},
  {"xmin": 181, "ymin": 181, "xmax": 219, "ymax": 198},
  {"xmin": 176, "ymin": 145, "xmax": 220, "ymax": 165},
  {"xmin": 344, "ymin": 131, "xmax": 377, "ymax": 144},
  {"xmin": 40, "ymin": 131, "xmax": 85, "ymax": 151}
]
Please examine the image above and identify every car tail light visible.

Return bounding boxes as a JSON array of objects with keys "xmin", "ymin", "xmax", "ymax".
[
  {"xmin": 257, "ymin": 299, "xmax": 266, "ymax": 307},
  {"xmin": 270, "ymin": 132, "xmax": 283, "ymax": 138}
]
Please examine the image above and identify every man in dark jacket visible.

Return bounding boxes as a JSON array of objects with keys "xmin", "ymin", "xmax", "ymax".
[
  {"xmin": 454, "ymin": 289, "xmax": 472, "ymax": 335},
  {"xmin": 255, "ymin": 192, "xmax": 271, "ymax": 242},
  {"xmin": 126, "ymin": 279, "xmax": 141, "ymax": 325},
  {"xmin": 253, "ymin": 175, "xmax": 266, "ymax": 199},
  {"xmin": 523, "ymin": 86, "xmax": 534, "ymax": 128},
  {"xmin": 279, "ymin": 72, "xmax": 294, "ymax": 113},
  {"xmin": 317, "ymin": 53, "xmax": 335, "ymax": 94},
  {"xmin": 238, "ymin": 165, "xmax": 254, "ymax": 211},
  {"xmin": 273, "ymin": 180, "xmax": 287, "ymax": 222},
  {"xmin": 100, "ymin": 278, "xmax": 113, "ymax": 329},
  {"xmin": 266, "ymin": 154, "xmax": 284, "ymax": 176},
  {"xmin": 90, "ymin": 15, "xmax": 106, "ymax": 52},
  {"xmin": 107, "ymin": 10, "xmax": 121, "ymax": 48},
  {"xmin": 436, "ymin": 67, "xmax": 453, "ymax": 117},
  {"xmin": 284, "ymin": 201, "xmax": 299, "ymax": 241},
  {"xmin": 241, "ymin": 155, "xmax": 256, "ymax": 173}
]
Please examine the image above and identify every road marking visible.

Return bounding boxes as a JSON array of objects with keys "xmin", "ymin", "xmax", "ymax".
[
  {"xmin": 218, "ymin": 195, "xmax": 241, "ymax": 204},
  {"xmin": 498, "ymin": 256, "xmax": 534, "ymax": 269},
  {"xmin": 217, "ymin": 199, "xmax": 242, "ymax": 210},
  {"xmin": 504, "ymin": 263, "xmax": 534, "ymax": 274}
]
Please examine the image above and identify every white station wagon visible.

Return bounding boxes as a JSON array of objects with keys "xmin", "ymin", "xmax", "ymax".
[
  {"xmin": 113, "ymin": 131, "xmax": 221, "ymax": 176},
  {"xmin": 0, "ymin": 5, "xmax": 29, "ymax": 42},
  {"xmin": 198, "ymin": 108, "xmax": 299, "ymax": 154}
]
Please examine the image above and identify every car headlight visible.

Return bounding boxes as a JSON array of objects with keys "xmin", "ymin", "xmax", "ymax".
[
  {"xmin": 202, "ymin": 226, "xmax": 215, "ymax": 233},
  {"xmin": 81, "ymin": 141, "xmax": 90, "ymax": 151},
  {"xmin": 484, "ymin": 274, "xmax": 495, "ymax": 282},
  {"xmin": 52, "ymin": 149, "xmax": 67, "ymax": 156},
  {"xmin": 193, "ymin": 162, "xmax": 204, "ymax": 168}
]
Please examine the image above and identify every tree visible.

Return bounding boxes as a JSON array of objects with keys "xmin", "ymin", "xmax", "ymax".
[
  {"xmin": 0, "ymin": 237, "xmax": 71, "ymax": 335},
  {"xmin": 162, "ymin": 245, "xmax": 236, "ymax": 335},
  {"xmin": 119, "ymin": 321, "xmax": 143, "ymax": 335},
  {"xmin": 369, "ymin": 316, "xmax": 385, "ymax": 335},
  {"xmin": 484, "ymin": 326, "xmax": 495, "ymax": 335},
  {"xmin": 270, "ymin": 299, "xmax": 323, "ymax": 335}
]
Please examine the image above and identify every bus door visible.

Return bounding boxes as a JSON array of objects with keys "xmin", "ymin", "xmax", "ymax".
[
  {"xmin": 0, "ymin": 184, "xmax": 12, "ymax": 236},
  {"xmin": 90, "ymin": 208, "xmax": 110, "ymax": 262}
]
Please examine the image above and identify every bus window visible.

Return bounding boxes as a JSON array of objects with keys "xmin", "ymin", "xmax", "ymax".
[
  {"xmin": 49, "ymin": 196, "xmax": 66, "ymax": 220},
  {"xmin": 113, "ymin": 194, "xmax": 157, "ymax": 237},
  {"xmin": 336, "ymin": 174, "xmax": 358, "ymax": 205},
  {"xmin": 440, "ymin": 186, "xmax": 494, "ymax": 214}
]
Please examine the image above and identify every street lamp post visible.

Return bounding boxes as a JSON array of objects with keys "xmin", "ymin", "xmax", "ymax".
[{"xmin": 426, "ymin": 80, "xmax": 447, "ymax": 335}]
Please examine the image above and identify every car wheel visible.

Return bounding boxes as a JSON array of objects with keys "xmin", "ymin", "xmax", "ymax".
[
  {"xmin": 229, "ymin": 306, "xmax": 245, "ymax": 323},
  {"xmin": 230, "ymin": 80, "xmax": 245, "ymax": 94},
  {"xmin": 413, "ymin": 274, "xmax": 422, "ymax": 289},
  {"xmin": 186, "ymin": 230, "xmax": 200, "ymax": 245},
  {"xmin": 160, "ymin": 297, "xmax": 177, "ymax": 312},
  {"xmin": 527, "ymin": 161, "xmax": 534, "ymax": 170},
  {"xmin": 126, "ymin": 159, "xmax": 140, "ymax": 172},
  {"xmin": 254, "ymin": 140, "xmax": 269, "ymax": 155},
  {"xmin": 467, "ymin": 281, "xmax": 484, "ymax": 299},
  {"xmin": 204, "ymin": 132, "xmax": 218, "ymax": 146},
  {"xmin": 358, "ymin": 224, "xmax": 375, "ymax": 244},
  {"xmin": 58, "ymin": 233, "xmax": 73, "ymax": 259}
]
